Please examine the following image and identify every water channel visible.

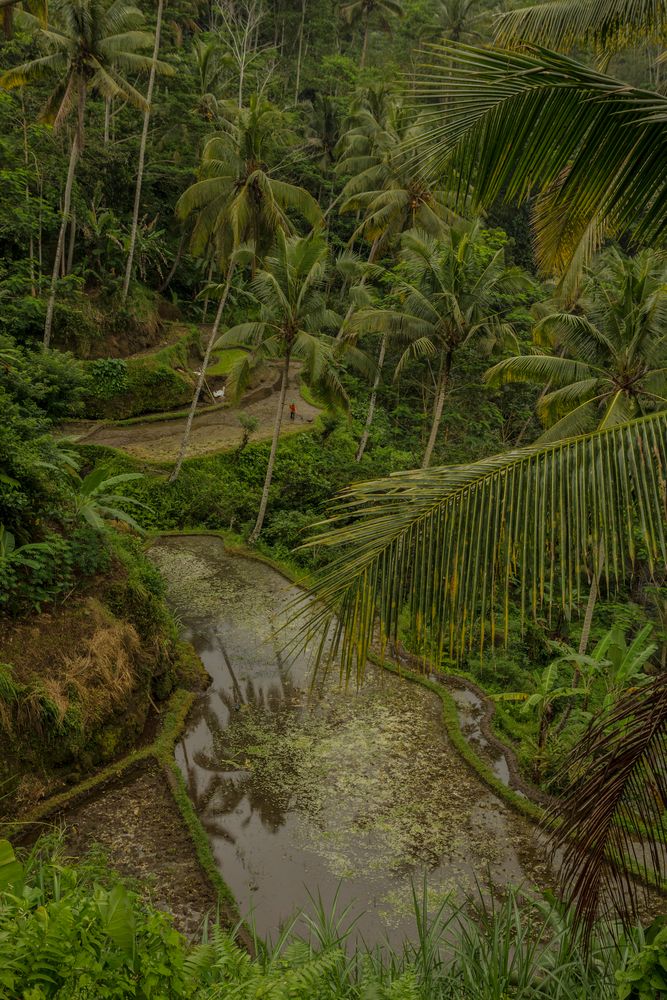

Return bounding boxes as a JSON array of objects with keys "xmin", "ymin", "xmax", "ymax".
[{"xmin": 149, "ymin": 535, "xmax": 554, "ymax": 947}]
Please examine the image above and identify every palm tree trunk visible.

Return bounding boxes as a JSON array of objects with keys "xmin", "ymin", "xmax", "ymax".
[
  {"xmin": 44, "ymin": 84, "xmax": 85, "ymax": 349},
  {"xmin": 355, "ymin": 333, "xmax": 386, "ymax": 462},
  {"xmin": 21, "ymin": 93, "xmax": 36, "ymax": 296},
  {"xmin": 65, "ymin": 206, "xmax": 76, "ymax": 275},
  {"xmin": 159, "ymin": 227, "xmax": 186, "ymax": 292},
  {"xmin": 3, "ymin": 3, "xmax": 13, "ymax": 39},
  {"xmin": 122, "ymin": 0, "xmax": 165, "ymax": 304},
  {"xmin": 422, "ymin": 349, "xmax": 452, "ymax": 469},
  {"xmin": 202, "ymin": 256, "xmax": 215, "ymax": 320},
  {"xmin": 169, "ymin": 262, "xmax": 235, "ymax": 482},
  {"xmin": 294, "ymin": 0, "xmax": 306, "ymax": 102},
  {"xmin": 360, "ymin": 15, "xmax": 369, "ymax": 67},
  {"xmin": 37, "ymin": 174, "xmax": 43, "ymax": 294},
  {"xmin": 248, "ymin": 352, "xmax": 291, "ymax": 545},
  {"xmin": 104, "ymin": 97, "xmax": 111, "ymax": 144}
]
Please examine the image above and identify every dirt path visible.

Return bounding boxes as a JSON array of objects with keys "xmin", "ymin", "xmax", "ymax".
[{"xmin": 74, "ymin": 367, "xmax": 321, "ymax": 463}]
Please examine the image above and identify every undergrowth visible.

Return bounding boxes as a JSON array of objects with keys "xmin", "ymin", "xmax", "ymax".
[{"xmin": 0, "ymin": 836, "xmax": 662, "ymax": 999}]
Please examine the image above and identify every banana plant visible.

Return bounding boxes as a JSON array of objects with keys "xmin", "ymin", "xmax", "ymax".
[
  {"xmin": 72, "ymin": 469, "xmax": 148, "ymax": 533},
  {"xmin": 493, "ymin": 662, "xmax": 585, "ymax": 779},
  {"xmin": 595, "ymin": 624, "xmax": 657, "ymax": 708},
  {"xmin": 0, "ymin": 525, "xmax": 56, "ymax": 568}
]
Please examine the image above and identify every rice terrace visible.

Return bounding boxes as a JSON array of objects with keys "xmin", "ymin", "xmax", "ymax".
[{"xmin": 0, "ymin": 0, "xmax": 665, "ymax": 994}]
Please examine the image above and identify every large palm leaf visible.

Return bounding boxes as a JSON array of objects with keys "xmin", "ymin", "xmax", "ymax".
[
  {"xmin": 494, "ymin": 0, "xmax": 667, "ymax": 50},
  {"xmin": 298, "ymin": 411, "xmax": 667, "ymax": 677},
  {"xmin": 548, "ymin": 672, "xmax": 667, "ymax": 931},
  {"xmin": 412, "ymin": 42, "xmax": 667, "ymax": 277}
]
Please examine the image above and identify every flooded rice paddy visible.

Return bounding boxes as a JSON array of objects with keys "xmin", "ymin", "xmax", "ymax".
[{"xmin": 149, "ymin": 535, "xmax": 554, "ymax": 946}]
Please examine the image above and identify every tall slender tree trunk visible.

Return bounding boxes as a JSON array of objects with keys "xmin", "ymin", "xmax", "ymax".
[
  {"xmin": 104, "ymin": 97, "xmax": 111, "ymax": 143},
  {"xmin": 248, "ymin": 352, "xmax": 291, "ymax": 545},
  {"xmin": 294, "ymin": 0, "xmax": 306, "ymax": 102},
  {"xmin": 202, "ymin": 257, "xmax": 214, "ymax": 321},
  {"xmin": 3, "ymin": 3, "xmax": 13, "ymax": 39},
  {"xmin": 37, "ymin": 174, "xmax": 43, "ymax": 294},
  {"xmin": 44, "ymin": 83, "xmax": 85, "ymax": 349},
  {"xmin": 360, "ymin": 15, "xmax": 369, "ymax": 67},
  {"xmin": 65, "ymin": 207, "xmax": 76, "ymax": 275},
  {"xmin": 422, "ymin": 349, "xmax": 452, "ymax": 469},
  {"xmin": 355, "ymin": 333, "xmax": 386, "ymax": 462},
  {"xmin": 21, "ymin": 93, "xmax": 36, "ymax": 296},
  {"xmin": 122, "ymin": 0, "xmax": 165, "ymax": 304},
  {"xmin": 169, "ymin": 262, "xmax": 235, "ymax": 482},
  {"xmin": 159, "ymin": 227, "xmax": 186, "ymax": 292}
]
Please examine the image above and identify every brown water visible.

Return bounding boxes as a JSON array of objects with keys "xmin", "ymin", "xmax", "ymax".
[{"xmin": 149, "ymin": 536, "xmax": 554, "ymax": 946}]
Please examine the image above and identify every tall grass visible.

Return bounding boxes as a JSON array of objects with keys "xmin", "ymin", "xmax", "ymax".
[{"xmin": 0, "ymin": 836, "xmax": 656, "ymax": 999}]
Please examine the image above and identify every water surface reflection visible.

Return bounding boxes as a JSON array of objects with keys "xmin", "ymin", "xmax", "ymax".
[{"xmin": 150, "ymin": 536, "xmax": 552, "ymax": 946}]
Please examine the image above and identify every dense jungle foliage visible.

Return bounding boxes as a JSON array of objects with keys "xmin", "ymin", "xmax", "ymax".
[{"xmin": 0, "ymin": 0, "xmax": 666, "ymax": 992}]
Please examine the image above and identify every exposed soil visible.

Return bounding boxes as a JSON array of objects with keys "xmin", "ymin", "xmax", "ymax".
[
  {"xmin": 69, "ymin": 364, "xmax": 320, "ymax": 462},
  {"xmin": 62, "ymin": 760, "xmax": 221, "ymax": 939}
]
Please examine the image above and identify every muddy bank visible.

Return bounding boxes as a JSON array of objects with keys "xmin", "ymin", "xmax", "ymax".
[
  {"xmin": 61, "ymin": 760, "xmax": 220, "ymax": 939},
  {"xmin": 149, "ymin": 535, "xmax": 556, "ymax": 947}
]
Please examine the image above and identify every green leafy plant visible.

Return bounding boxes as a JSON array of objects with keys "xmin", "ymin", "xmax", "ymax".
[{"xmin": 72, "ymin": 468, "xmax": 148, "ymax": 532}]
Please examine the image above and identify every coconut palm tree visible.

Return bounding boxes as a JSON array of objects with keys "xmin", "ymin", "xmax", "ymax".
[
  {"xmin": 485, "ymin": 248, "xmax": 667, "ymax": 443},
  {"xmin": 350, "ymin": 225, "xmax": 525, "ymax": 467},
  {"xmin": 431, "ymin": 0, "xmax": 483, "ymax": 42},
  {"xmin": 121, "ymin": 0, "xmax": 171, "ymax": 303},
  {"xmin": 340, "ymin": 0, "xmax": 404, "ymax": 68},
  {"xmin": 176, "ymin": 97, "xmax": 322, "ymax": 265},
  {"xmin": 411, "ymin": 0, "xmax": 667, "ymax": 287},
  {"xmin": 485, "ymin": 246, "xmax": 667, "ymax": 670},
  {"xmin": 0, "ymin": 0, "xmax": 162, "ymax": 348},
  {"xmin": 216, "ymin": 231, "xmax": 368, "ymax": 545},
  {"xmin": 337, "ymin": 101, "xmax": 455, "ymax": 250},
  {"xmin": 337, "ymin": 99, "xmax": 456, "ymax": 459},
  {"xmin": 168, "ymin": 97, "xmax": 323, "ymax": 482}
]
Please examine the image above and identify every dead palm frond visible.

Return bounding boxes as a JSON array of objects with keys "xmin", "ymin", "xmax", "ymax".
[{"xmin": 548, "ymin": 672, "xmax": 667, "ymax": 933}]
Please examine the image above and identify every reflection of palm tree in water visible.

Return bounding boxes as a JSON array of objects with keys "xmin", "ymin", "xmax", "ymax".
[{"xmin": 180, "ymin": 631, "xmax": 303, "ymax": 836}]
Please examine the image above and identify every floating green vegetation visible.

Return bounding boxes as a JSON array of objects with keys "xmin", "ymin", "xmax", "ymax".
[{"xmin": 151, "ymin": 538, "xmax": 551, "ymax": 927}]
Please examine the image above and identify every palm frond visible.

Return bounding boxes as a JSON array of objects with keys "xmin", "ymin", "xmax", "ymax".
[
  {"xmin": 485, "ymin": 354, "xmax": 595, "ymax": 389},
  {"xmin": 548, "ymin": 673, "xmax": 667, "ymax": 932},
  {"xmin": 495, "ymin": 0, "xmax": 667, "ymax": 51},
  {"xmin": 296, "ymin": 411, "xmax": 667, "ymax": 677},
  {"xmin": 412, "ymin": 42, "xmax": 667, "ymax": 276}
]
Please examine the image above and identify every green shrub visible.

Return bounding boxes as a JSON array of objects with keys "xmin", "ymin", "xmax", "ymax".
[
  {"xmin": 83, "ymin": 358, "xmax": 192, "ymax": 419},
  {"xmin": 87, "ymin": 358, "xmax": 130, "ymax": 399}
]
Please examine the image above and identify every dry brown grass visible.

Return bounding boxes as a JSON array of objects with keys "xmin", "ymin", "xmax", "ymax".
[
  {"xmin": 10, "ymin": 598, "xmax": 145, "ymax": 735},
  {"xmin": 60, "ymin": 618, "xmax": 142, "ymax": 725}
]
